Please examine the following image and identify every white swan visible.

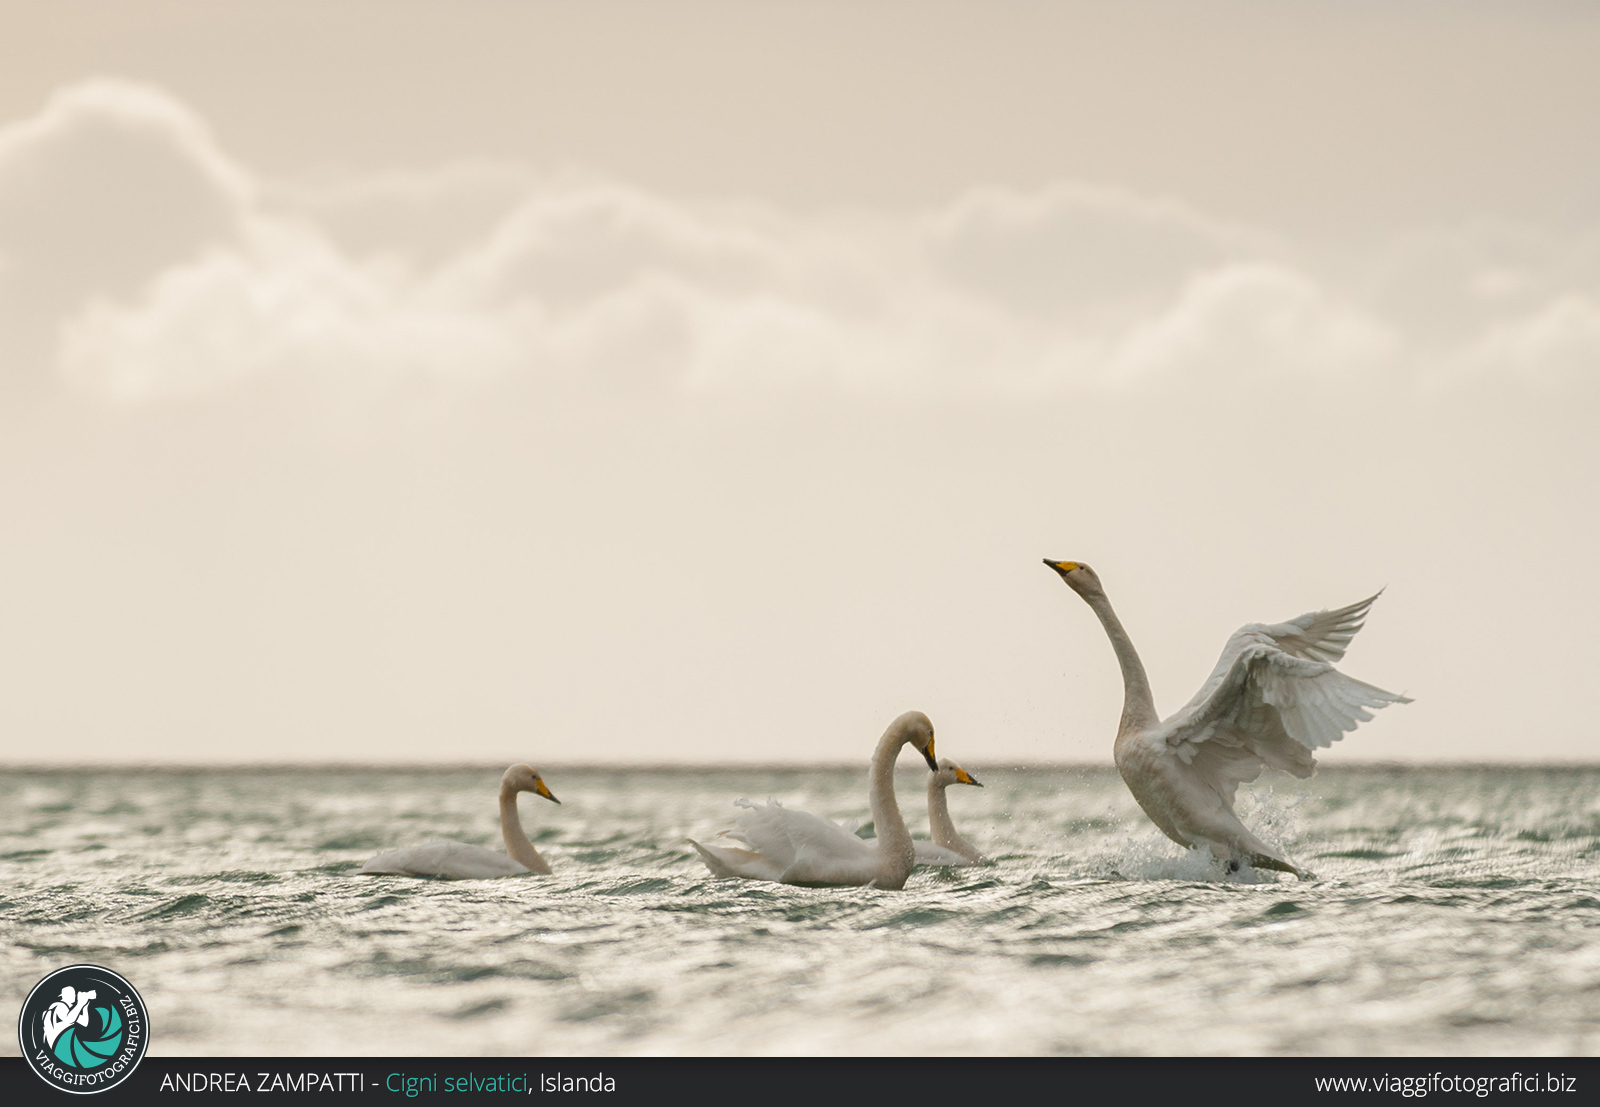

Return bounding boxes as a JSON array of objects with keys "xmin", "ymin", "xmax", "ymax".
[
  {"xmin": 915, "ymin": 758, "xmax": 987, "ymax": 867},
  {"xmin": 358, "ymin": 764, "xmax": 560, "ymax": 879},
  {"xmin": 688, "ymin": 710, "xmax": 939, "ymax": 889},
  {"xmin": 1044, "ymin": 560, "xmax": 1409, "ymax": 878}
]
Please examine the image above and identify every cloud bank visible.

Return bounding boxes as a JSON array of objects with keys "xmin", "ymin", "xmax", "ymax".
[{"xmin": 6, "ymin": 79, "xmax": 1594, "ymax": 407}]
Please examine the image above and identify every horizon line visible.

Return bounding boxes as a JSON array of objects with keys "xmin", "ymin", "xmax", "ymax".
[{"xmin": 3, "ymin": 759, "xmax": 1595, "ymax": 773}]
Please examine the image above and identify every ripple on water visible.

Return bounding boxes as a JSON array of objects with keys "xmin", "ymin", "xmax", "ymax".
[
  {"xmin": 4, "ymin": 764, "xmax": 1600, "ymax": 1056},
  {"xmin": 591, "ymin": 877, "xmax": 673, "ymax": 895},
  {"xmin": 133, "ymin": 893, "xmax": 212, "ymax": 921},
  {"xmin": 1027, "ymin": 953, "xmax": 1095, "ymax": 968},
  {"xmin": 317, "ymin": 833, "xmax": 386, "ymax": 851},
  {"xmin": 21, "ymin": 940, "xmax": 171, "ymax": 958},
  {"xmin": 175, "ymin": 870, "xmax": 282, "ymax": 885},
  {"xmin": 500, "ymin": 959, "xmax": 572, "ymax": 981},
  {"xmin": 450, "ymin": 999, "xmax": 509, "ymax": 1019},
  {"xmin": 559, "ymin": 989, "xmax": 655, "ymax": 1024}
]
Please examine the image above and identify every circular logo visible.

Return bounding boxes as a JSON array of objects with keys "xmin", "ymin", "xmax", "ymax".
[{"xmin": 17, "ymin": 964, "xmax": 149, "ymax": 1094}]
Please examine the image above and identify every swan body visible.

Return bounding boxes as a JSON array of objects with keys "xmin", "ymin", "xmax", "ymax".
[
  {"xmin": 1044, "ymin": 561, "xmax": 1410, "ymax": 878},
  {"xmin": 358, "ymin": 764, "xmax": 560, "ymax": 879},
  {"xmin": 915, "ymin": 758, "xmax": 987, "ymax": 867},
  {"xmin": 688, "ymin": 710, "xmax": 939, "ymax": 889}
]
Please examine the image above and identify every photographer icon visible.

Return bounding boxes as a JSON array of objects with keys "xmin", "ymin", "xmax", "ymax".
[{"xmin": 42, "ymin": 985, "xmax": 98, "ymax": 1049}]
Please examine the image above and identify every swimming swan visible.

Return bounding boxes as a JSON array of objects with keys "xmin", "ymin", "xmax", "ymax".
[
  {"xmin": 915, "ymin": 758, "xmax": 987, "ymax": 867},
  {"xmin": 358, "ymin": 764, "xmax": 560, "ymax": 879},
  {"xmin": 1044, "ymin": 560, "xmax": 1409, "ymax": 878},
  {"xmin": 688, "ymin": 710, "xmax": 939, "ymax": 889}
]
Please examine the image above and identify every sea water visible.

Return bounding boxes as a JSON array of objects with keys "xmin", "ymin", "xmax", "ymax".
[{"xmin": 2, "ymin": 764, "xmax": 1597, "ymax": 1056}]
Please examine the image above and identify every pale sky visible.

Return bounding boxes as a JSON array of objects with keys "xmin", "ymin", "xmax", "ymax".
[{"xmin": 1, "ymin": 2, "xmax": 1597, "ymax": 764}]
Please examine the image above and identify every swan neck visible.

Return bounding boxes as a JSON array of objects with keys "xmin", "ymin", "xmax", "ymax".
[
  {"xmin": 927, "ymin": 778, "xmax": 980, "ymax": 863},
  {"xmin": 868, "ymin": 730, "xmax": 916, "ymax": 890},
  {"xmin": 499, "ymin": 784, "xmax": 552, "ymax": 875},
  {"xmin": 1085, "ymin": 590, "xmax": 1160, "ymax": 736}
]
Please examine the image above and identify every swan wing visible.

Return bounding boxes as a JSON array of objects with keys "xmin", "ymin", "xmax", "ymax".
[
  {"xmin": 728, "ymin": 800, "xmax": 881, "ymax": 885},
  {"xmin": 1162, "ymin": 632, "xmax": 1410, "ymax": 804},
  {"xmin": 358, "ymin": 840, "xmax": 530, "ymax": 880},
  {"xmin": 1175, "ymin": 593, "xmax": 1388, "ymax": 719},
  {"xmin": 1262, "ymin": 592, "xmax": 1384, "ymax": 664}
]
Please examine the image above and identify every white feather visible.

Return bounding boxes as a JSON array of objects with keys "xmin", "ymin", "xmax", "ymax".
[
  {"xmin": 687, "ymin": 711, "xmax": 937, "ymax": 889},
  {"xmin": 359, "ymin": 840, "xmax": 532, "ymax": 880},
  {"xmin": 1047, "ymin": 560, "xmax": 1410, "ymax": 878}
]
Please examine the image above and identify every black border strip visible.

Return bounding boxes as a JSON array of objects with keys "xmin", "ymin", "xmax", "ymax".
[{"xmin": 2, "ymin": 1056, "xmax": 1594, "ymax": 1105}]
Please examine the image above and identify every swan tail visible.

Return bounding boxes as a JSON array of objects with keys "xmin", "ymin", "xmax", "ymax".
[
  {"xmin": 686, "ymin": 838, "xmax": 737, "ymax": 878},
  {"xmin": 1247, "ymin": 851, "xmax": 1312, "ymax": 880},
  {"xmin": 688, "ymin": 838, "xmax": 785, "ymax": 882},
  {"xmin": 357, "ymin": 848, "xmax": 428, "ymax": 877}
]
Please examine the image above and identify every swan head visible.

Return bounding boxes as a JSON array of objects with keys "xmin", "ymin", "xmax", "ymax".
[
  {"xmin": 934, "ymin": 758, "xmax": 983, "ymax": 788},
  {"xmin": 502, "ymin": 763, "xmax": 561, "ymax": 804},
  {"xmin": 887, "ymin": 710, "xmax": 939, "ymax": 771},
  {"xmin": 1044, "ymin": 558, "xmax": 1103, "ymax": 598}
]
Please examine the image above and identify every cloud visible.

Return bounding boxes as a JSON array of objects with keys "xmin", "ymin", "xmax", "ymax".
[
  {"xmin": 1361, "ymin": 222, "xmax": 1600, "ymax": 345},
  {"xmin": 4, "ymin": 79, "xmax": 1598, "ymax": 407},
  {"xmin": 1110, "ymin": 263, "xmax": 1400, "ymax": 387},
  {"xmin": 57, "ymin": 224, "xmax": 521, "ymax": 400},
  {"xmin": 439, "ymin": 184, "xmax": 797, "ymax": 311},
  {"xmin": 1467, "ymin": 293, "xmax": 1600, "ymax": 387},
  {"xmin": 0, "ymin": 80, "xmax": 249, "ymax": 386},
  {"xmin": 262, "ymin": 161, "xmax": 547, "ymax": 270},
  {"xmin": 923, "ymin": 182, "xmax": 1272, "ymax": 322}
]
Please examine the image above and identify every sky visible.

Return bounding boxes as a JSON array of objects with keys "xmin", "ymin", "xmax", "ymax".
[{"xmin": 0, "ymin": 2, "xmax": 1597, "ymax": 765}]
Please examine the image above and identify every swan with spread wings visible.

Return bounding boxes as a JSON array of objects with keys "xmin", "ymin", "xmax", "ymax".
[{"xmin": 1044, "ymin": 560, "xmax": 1409, "ymax": 878}]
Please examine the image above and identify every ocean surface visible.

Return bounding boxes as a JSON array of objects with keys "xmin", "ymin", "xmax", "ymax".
[{"xmin": 2, "ymin": 763, "xmax": 1598, "ymax": 1057}]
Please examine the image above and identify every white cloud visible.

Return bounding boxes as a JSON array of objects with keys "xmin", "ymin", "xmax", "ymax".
[
  {"xmin": 4, "ymin": 78, "xmax": 1599, "ymax": 406},
  {"xmin": 1110, "ymin": 264, "xmax": 1400, "ymax": 387},
  {"xmin": 0, "ymin": 79, "xmax": 250, "ymax": 385},
  {"xmin": 262, "ymin": 161, "xmax": 545, "ymax": 269},
  {"xmin": 58, "ymin": 224, "xmax": 520, "ymax": 400},
  {"xmin": 923, "ymin": 182, "xmax": 1272, "ymax": 322},
  {"xmin": 1361, "ymin": 223, "xmax": 1589, "ymax": 344},
  {"xmin": 1468, "ymin": 293, "xmax": 1600, "ymax": 387},
  {"xmin": 439, "ymin": 183, "xmax": 796, "ymax": 311}
]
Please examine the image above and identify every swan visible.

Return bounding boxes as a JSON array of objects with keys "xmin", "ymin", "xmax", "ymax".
[
  {"xmin": 688, "ymin": 710, "xmax": 939, "ymax": 889},
  {"xmin": 915, "ymin": 758, "xmax": 987, "ymax": 867},
  {"xmin": 358, "ymin": 764, "xmax": 560, "ymax": 879},
  {"xmin": 1043, "ymin": 560, "xmax": 1410, "ymax": 878}
]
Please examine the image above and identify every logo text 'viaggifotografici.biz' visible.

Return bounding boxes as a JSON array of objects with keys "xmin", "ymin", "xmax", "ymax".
[{"xmin": 18, "ymin": 964, "xmax": 149, "ymax": 1094}]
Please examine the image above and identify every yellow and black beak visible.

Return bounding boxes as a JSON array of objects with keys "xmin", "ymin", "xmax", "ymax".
[
  {"xmin": 954, "ymin": 767, "xmax": 983, "ymax": 788},
  {"xmin": 921, "ymin": 737, "xmax": 939, "ymax": 772},
  {"xmin": 1044, "ymin": 559, "xmax": 1079, "ymax": 576},
  {"xmin": 534, "ymin": 777, "xmax": 561, "ymax": 804}
]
